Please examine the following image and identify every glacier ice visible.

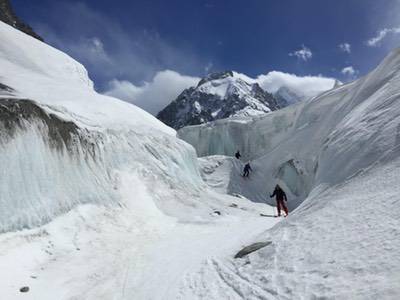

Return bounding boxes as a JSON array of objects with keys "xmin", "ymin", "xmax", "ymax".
[{"xmin": 0, "ymin": 21, "xmax": 205, "ymax": 232}]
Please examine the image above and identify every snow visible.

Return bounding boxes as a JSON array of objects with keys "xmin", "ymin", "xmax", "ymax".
[
  {"xmin": 196, "ymin": 75, "xmax": 270, "ymax": 113},
  {"xmin": 0, "ymin": 21, "xmax": 173, "ymax": 134},
  {"xmin": 222, "ymin": 158, "xmax": 400, "ymax": 299},
  {"xmin": 198, "ymin": 79, "xmax": 230, "ymax": 98},
  {"xmin": 194, "ymin": 100, "xmax": 202, "ymax": 112},
  {"xmin": 1, "ymin": 19, "xmax": 400, "ymax": 299},
  {"xmin": 197, "ymin": 75, "xmax": 265, "ymax": 110}
]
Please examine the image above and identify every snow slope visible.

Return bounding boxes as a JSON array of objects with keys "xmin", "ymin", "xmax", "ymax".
[
  {"xmin": 182, "ymin": 157, "xmax": 400, "ymax": 299},
  {"xmin": 0, "ymin": 21, "xmax": 169, "ymax": 134}
]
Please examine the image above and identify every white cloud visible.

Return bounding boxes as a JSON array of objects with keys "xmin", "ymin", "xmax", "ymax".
[
  {"xmin": 341, "ymin": 66, "xmax": 358, "ymax": 78},
  {"xmin": 367, "ymin": 27, "xmax": 400, "ymax": 46},
  {"xmin": 105, "ymin": 70, "xmax": 200, "ymax": 115},
  {"xmin": 289, "ymin": 45, "xmax": 313, "ymax": 61},
  {"xmin": 71, "ymin": 37, "xmax": 112, "ymax": 65},
  {"xmin": 255, "ymin": 71, "xmax": 336, "ymax": 98},
  {"xmin": 34, "ymin": 2, "xmax": 205, "ymax": 87},
  {"xmin": 105, "ymin": 70, "xmax": 337, "ymax": 115},
  {"xmin": 339, "ymin": 43, "xmax": 351, "ymax": 53}
]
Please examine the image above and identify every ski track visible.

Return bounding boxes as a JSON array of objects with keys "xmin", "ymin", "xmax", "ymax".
[{"xmin": 0, "ymin": 203, "xmax": 280, "ymax": 300}]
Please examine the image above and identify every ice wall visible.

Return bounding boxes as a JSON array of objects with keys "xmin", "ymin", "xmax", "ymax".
[
  {"xmin": 0, "ymin": 21, "xmax": 205, "ymax": 232},
  {"xmin": 0, "ymin": 98, "xmax": 203, "ymax": 232},
  {"xmin": 225, "ymin": 50, "xmax": 400, "ymax": 298}
]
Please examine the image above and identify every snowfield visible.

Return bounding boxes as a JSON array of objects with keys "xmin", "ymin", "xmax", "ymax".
[{"xmin": 1, "ymin": 18, "xmax": 400, "ymax": 300}]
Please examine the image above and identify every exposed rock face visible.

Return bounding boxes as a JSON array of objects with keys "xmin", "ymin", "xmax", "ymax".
[
  {"xmin": 157, "ymin": 71, "xmax": 280, "ymax": 130},
  {"xmin": 0, "ymin": 98, "xmax": 86, "ymax": 152},
  {"xmin": 0, "ymin": 0, "xmax": 43, "ymax": 41}
]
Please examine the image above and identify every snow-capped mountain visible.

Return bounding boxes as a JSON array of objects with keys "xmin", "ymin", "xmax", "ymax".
[{"xmin": 157, "ymin": 71, "xmax": 280, "ymax": 129}]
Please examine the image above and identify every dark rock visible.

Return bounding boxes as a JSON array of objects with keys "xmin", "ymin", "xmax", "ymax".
[
  {"xmin": 213, "ymin": 210, "xmax": 221, "ymax": 215},
  {"xmin": 19, "ymin": 286, "xmax": 29, "ymax": 293},
  {"xmin": 0, "ymin": 98, "xmax": 79, "ymax": 151},
  {"xmin": 0, "ymin": 98, "xmax": 100, "ymax": 158},
  {"xmin": 229, "ymin": 203, "xmax": 238, "ymax": 208},
  {"xmin": 234, "ymin": 241, "xmax": 272, "ymax": 259},
  {"xmin": 0, "ymin": 0, "xmax": 43, "ymax": 41},
  {"xmin": 0, "ymin": 82, "xmax": 14, "ymax": 92}
]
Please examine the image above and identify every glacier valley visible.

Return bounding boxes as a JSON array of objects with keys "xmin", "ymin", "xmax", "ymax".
[{"xmin": 0, "ymin": 18, "xmax": 399, "ymax": 300}]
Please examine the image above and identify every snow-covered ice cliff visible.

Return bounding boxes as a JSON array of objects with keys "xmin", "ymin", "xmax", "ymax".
[{"xmin": 0, "ymin": 20, "xmax": 208, "ymax": 232}]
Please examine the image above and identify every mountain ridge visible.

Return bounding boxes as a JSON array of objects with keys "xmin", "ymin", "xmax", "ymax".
[{"xmin": 157, "ymin": 71, "xmax": 280, "ymax": 129}]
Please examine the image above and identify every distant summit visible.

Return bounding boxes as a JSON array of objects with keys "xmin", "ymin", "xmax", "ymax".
[
  {"xmin": 0, "ymin": 0, "xmax": 43, "ymax": 41},
  {"xmin": 157, "ymin": 71, "xmax": 279, "ymax": 129}
]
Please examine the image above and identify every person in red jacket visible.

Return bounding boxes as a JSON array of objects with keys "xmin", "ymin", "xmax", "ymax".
[{"xmin": 270, "ymin": 184, "xmax": 289, "ymax": 217}]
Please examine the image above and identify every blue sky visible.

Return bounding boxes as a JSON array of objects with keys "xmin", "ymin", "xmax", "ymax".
[{"xmin": 12, "ymin": 0, "xmax": 400, "ymax": 113}]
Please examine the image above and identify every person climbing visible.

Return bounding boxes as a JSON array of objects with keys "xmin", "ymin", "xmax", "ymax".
[
  {"xmin": 243, "ymin": 162, "xmax": 252, "ymax": 177},
  {"xmin": 270, "ymin": 184, "xmax": 289, "ymax": 217},
  {"xmin": 235, "ymin": 150, "xmax": 241, "ymax": 160}
]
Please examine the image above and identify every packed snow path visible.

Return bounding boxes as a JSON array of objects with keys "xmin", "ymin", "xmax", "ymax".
[{"xmin": 0, "ymin": 200, "xmax": 280, "ymax": 300}]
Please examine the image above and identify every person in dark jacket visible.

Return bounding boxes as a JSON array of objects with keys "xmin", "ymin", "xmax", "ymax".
[
  {"xmin": 270, "ymin": 184, "xmax": 289, "ymax": 217},
  {"xmin": 235, "ymin": 150, "xmax": 241, "ymax": 159},
  {"xmin": 243, "ymin": 162, "xmax": 252, "ymax": 177}
]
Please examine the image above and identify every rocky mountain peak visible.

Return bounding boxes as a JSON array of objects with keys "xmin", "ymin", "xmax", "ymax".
[{"xmin": 157, "ymin": 71, "xmax": 279, "ymax": 129}]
